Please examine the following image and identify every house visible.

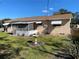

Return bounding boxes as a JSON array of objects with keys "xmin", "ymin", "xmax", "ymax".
[{"xmin": 3, "ymin": 14, "xmax": 73, "ymax": 36}]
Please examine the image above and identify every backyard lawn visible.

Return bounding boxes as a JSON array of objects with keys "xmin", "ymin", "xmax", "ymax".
[{"xmin": 0, "ymin": 32, "xmax": 72, "ymax": 59}]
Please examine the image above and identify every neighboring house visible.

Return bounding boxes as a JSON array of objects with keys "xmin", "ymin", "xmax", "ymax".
[
  {"xmin": 3, "ymin": 14, "xmax": 73, "ymax": 36},
  {"xmin": 3, "ymin": 20, "xmax": 13, "ymax": 32}
]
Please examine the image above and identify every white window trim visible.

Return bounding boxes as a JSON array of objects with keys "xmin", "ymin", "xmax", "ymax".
[
  {"xmin": 36, "ymin": 21, "xmax": 42, "ymax": 24},
  {"xmin": 51, "ymin": 21, "xmax": 62, "ymax": 25}
]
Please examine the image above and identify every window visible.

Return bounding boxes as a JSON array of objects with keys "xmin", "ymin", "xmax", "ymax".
[
  {"xmin": 51, "ymin": 20, "xmax": 62, "ymax": 26},
  {"xmin": 35, "ymin": 21, "xmax": 42, "ymax": 28},
  {"xmin": 36, "ymin": 21, "xmax": 42, "ymax": 25},
  {"xmin": 28, "ymin": 24, "xmax": 33, "ymax": 30},
  {"xmin": 17, "ymin": 24, "xmax": 28, "ymax": 28},
  {"xmin": 36, "ymin": 21, "xmax": 42, "ymax": 24}
]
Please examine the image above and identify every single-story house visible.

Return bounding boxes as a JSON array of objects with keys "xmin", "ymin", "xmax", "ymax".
[{"xmin": 3, "ymin": 14, "xmax": 73, "ymax": 36}]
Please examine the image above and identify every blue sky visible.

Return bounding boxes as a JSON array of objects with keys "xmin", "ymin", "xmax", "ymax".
[{"xmin": 0, "ymin": 0, "xmax": 79, "ymax": 19}]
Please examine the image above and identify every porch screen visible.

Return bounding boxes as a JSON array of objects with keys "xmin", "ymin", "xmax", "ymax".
[{"xmin": 51, "ymin": 21, "xmax": 62, "ymax": 25}]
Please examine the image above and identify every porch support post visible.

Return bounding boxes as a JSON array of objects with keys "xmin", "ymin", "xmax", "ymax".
[
  {"xmin": 27, "ymin": 24, "xmax": 30, "ymax": 36},
  {"xmin": 28, "ymin": 24, "xmax": 29, "ymax": 31},
  {"xmin": 11, "ymin": 24, "xmax": 13, "ymax": 31},
  {"xmin": 5, "ymin": 26, "xmax": 7, "ymax": 32}
]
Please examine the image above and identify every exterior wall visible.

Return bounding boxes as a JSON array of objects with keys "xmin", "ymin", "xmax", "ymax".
[
  {"xmin": 6, "ymin": 19, "xmax": 71, "ymax": 36},
  {"xmin": 0, "ymin": 28, "xmax": 4, "ymax": 32},
  {"xmin": 50, "ymin": 19, "xmax": 71, "ymax": 36},
  {"xmin": 36, "ymin": 19, "xmax": 71, "ymax": 36},
  {"xmin": 36, "ymin": 26, "xmax": 45, "ymax": 34},
  {"xmin": 7, "ymin": 26, "xmax": 16, "ymax": 33},
  {"xmin": 36, "ymin": 20, "xmax": 49, "ymax": 35}
]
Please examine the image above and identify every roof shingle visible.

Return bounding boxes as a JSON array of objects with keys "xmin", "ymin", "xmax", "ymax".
[
  {"xmin": 16, "ymin": 14, "xmax": 73, "ymax": 21},
  {"xmin": 4, "ymin": 14, "xmax": 73, "ymax": 23}
]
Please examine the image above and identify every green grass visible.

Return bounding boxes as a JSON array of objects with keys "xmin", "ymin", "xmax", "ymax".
[{"xmin": 0, "ymin": 32, "xmax": 72, "ymax": 59}]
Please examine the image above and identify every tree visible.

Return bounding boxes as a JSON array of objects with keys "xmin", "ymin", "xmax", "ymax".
[
  {"xmin": 71, "ymin": 12, "xmax": 79, "ymax": 27},
  {"xmin": 53, "ymin": 8, "xmax": 72, "ymax": 15},
  {"xmin": 2, "ymin": 18, "xmax": 11, "ymax": 21},
  {"xmin": 2, "ymin": 18, "xmax": 11, "ymax": 23},
  {"xmin": 74, "ymin": 12, "xmax": 79, "ymax": 23},
  {"xmin": 70, "ymin": 12, "xmax": 79, "ymax": 59}
]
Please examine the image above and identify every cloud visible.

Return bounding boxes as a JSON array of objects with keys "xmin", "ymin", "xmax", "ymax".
[
  {"xmin": 42, "ymin": 9, "xmax": 48, "ymax": 13},
  {"xmin": 49, "ymin": 8, "xmax": 53, "ymax": 11}
]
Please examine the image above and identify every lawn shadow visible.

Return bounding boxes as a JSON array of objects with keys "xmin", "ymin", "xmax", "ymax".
[{"xmin": 0, "ymin": 36, "xmax": 8, "ymax": 40}]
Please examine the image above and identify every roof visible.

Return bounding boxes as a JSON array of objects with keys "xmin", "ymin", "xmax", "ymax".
[
  {"xmin": 48, "ymin": 14, "xmax": 73, "ymax": 20},
  {"xmin": 4, "ymin": 14, "xmax": 73, "ymax": 23},
  {"xmin": 4, "ymin": 20, "xmax": 14, "ymax": 23},
  {"xmin": 15, "ymin": 14, "xmax": 73, "ymax": 21},
  {"xmin": 15, "ymin": 18, "xmax": 32, "ymax": 21}
]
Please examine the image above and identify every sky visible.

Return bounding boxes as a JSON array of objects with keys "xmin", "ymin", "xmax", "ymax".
[{"xmin": 0, "ymin": 0, "xmax": 79, "ymax": 19}]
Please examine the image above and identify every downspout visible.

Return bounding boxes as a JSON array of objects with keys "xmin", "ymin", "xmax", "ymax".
[{"xmin": 28, "ymin": 23, "xmax": 29, "ymax": 36}]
